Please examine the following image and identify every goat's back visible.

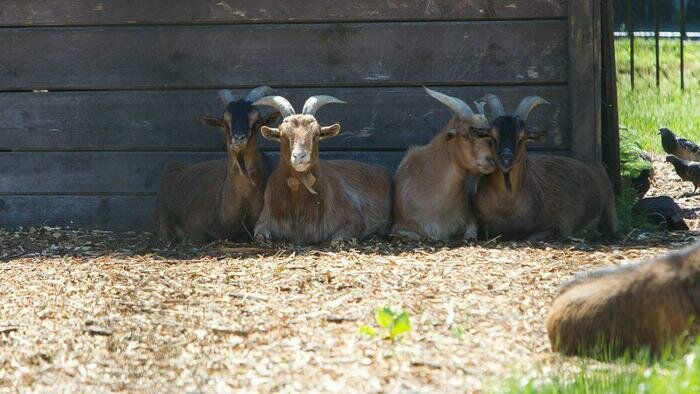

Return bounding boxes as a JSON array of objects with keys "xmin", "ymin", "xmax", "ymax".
[
  {"xmin": 323, "ymin": 159, "xmax": 393, "ymax": 236},
  {"xmin": 547, "ymin": 243, "xmax": 700, "ymax": 357},
  {"xmin": 528, "ymin": 155, "xmax": 615, "ymax": 234},
  {"xmin": 156, "ymin": 159, "xmax": 227, "ymax": 238}
]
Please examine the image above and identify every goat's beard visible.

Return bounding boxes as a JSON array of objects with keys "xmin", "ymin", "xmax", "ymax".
[
  {"xmin": 233, "ymin": 152, "xmax": 255, "ymax": 186},
  {"xmin": 291, "ymin": 163, "xmax": 311, "ymax": 172},
  {"xmin": 503, "ymin": 171, "xmax": 512, "ymax": 192}
]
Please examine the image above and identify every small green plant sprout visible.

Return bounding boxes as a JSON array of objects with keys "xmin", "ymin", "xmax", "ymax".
[
  {"xmin": 451, "ymin": 324, "xmax": 465, "ymax": 338},
  {"xmin": 358, "ymin": 306, "xmax": 411, "ymax": 340}
]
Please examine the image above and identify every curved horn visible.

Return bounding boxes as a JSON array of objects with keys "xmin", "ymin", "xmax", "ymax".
[
  {"xmin": 512, "ymin": 96, "xmax": 550, "ymax": 121},
  {"xmin": 423, "ymin": 86, "xmax": 477, "ymax": 120},
  {"xmin": 252, "ymin": 96, "xmax": 296, "ymax": 118},
  {"xmin": 218, "ymin": 89, "xmax": 237, "ymax": 106},
  {"xmin": 245, "ymin": 86, "xmax": 275, "ymax": 103},
  {"xmin": 302, "ymin": 95, "xmax": 346, "ymax": 116},
  {"xmin": 483, "ymin": 94, "xmax": 506, "ymax": 118},
  {"xmin": 474, "ymin": 101, "xmax": 486, "ymax": 116}
]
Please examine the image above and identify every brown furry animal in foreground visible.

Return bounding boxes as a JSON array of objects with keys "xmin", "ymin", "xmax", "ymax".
[
  {"xmin": 156, "ymin": 87, "xmax": 279, "ymax": 242},
  {"xmin": 547, "ymin": 242, "xmax": 700, "ymax": 358}
]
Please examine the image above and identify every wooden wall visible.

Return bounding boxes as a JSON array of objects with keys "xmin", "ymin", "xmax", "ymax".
[{"xmin": 0, "ymin": 0, "xmax": 601, "ymax": 231}]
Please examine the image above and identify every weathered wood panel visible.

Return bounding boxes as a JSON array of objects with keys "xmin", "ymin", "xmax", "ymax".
[
  {"xmin": 0, "ymin": 195, "xmax": 155, "ymax": 231},
  {"xmin": 569, "ymin": 0, "xmax": 601, "ymax": 162},
  {"xmin": 0, "ymin": 151, "xmax": 405, "ymax": 194},
  {"xmin": 0, "ymin": 1, "xmax": 568, "ymax": 26},
  {"xmin": 0, "ymin": 21, "xmax": 568, "ymax": 89},
  {"xmin": 0, "ymin": 86, "xmax": 569, "ymax": 151}
]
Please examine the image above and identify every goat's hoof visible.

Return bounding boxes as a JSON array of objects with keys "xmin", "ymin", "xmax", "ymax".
[
  {"xmin": 254, "ymin": 232, "xmax": 270, "ymax": 243},
  {"xmin": 392, "ymin": 230, "xmax": 422, "ymax": 241}
]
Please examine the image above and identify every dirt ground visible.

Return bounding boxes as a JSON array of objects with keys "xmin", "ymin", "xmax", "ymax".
[{"xmin": 0, "ymin": 157, "xmax": 697, "ymax": 393}]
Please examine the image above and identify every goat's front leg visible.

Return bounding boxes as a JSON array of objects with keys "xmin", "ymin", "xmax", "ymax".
[
  {"xmin": 330, "ymin": 216, "xmax": 364, "ymax": 242},
  {"xmin": 462, "ymin": 222, "xmax": 478, "ymax": 240},
  {"xmin": 253, "ymin": 206, "xmax": 274, "ymax": 242},
  {"xmin": 526, "ymin": 229, "xmax": 555, "ymax": 242}
]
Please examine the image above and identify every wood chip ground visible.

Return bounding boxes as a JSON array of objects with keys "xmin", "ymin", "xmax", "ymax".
[{"xmin": 0, "ymin": 157, "xmax": 696, "ymax": 393}]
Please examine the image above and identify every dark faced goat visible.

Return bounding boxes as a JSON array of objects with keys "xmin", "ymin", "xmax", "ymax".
[
  {"xmin": 252, "ymin": 95, "xmax": 392, "ymax": 245},
  {"xmin": 156, "ymin": 87, "xmax": 279, "ymax": 242},
  {"xmin": 474, "ymin": 95, "xmax": 617, "ymax": 241},
  {"xmin": 392, "ymin": 87, "xmax": 496, "ymax": 241},
  {"xmin": 547, "ymin": 241, "xmax": 700, "ymax": 358}
]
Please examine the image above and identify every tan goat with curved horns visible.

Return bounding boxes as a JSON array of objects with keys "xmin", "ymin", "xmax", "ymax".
[
  {"xmin": 251, "ymin": 94, "xmax": 392, "ymax": 245},
  {"xmin": 475, "ymin": 94, "xmax": 618, "ymax": 241},
  {"xmin": 392, "ymin": 87, "xmax": 496, "ymax": 241}
]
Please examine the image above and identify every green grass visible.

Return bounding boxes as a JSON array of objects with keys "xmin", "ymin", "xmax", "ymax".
[
  {"xmin": 501, "ymin": 343, "xmax": 700, "ymax": 394},
  {"xmin": 616, "ymin": 38, "xmax": 700, "ymax": 153}
]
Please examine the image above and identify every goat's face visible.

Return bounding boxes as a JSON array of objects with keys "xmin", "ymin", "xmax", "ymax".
[
  {"xmin": 447, "ymin": 117, "xmax": 497, "ymax": 174},
  {"xmin": 489, "ymin": 116, "xmax": 526, "ymax": 173},
  {"xmin": 200, "ymin": 100, "xmax": 260, "ymax": 153},
  {"xmin": 261, "ymin": 115, "xmax": 341, "ymax": 173}
]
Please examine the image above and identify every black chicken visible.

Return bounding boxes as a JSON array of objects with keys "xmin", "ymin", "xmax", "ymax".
[
  {"xmin": 631, "ymin": 148, "xmax": 654, "ymax": 197},
  {"xmin": 632, "ymin": 196, "xmax": 688, "ymax": 231},
  {"xmin": 659, "ymin": 128, "xmax": 700, "ymax": 161},
  {"xmin": 666, "ymin": 155, "xmax": 700, "ymax": 194}
]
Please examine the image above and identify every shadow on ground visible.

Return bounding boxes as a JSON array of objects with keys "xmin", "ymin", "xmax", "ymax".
[{"xmin": 1, "ymin": 226, "xmax": 697, "ymax": 263}]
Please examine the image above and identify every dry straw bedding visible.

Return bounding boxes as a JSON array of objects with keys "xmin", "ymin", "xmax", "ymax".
[{"xmin": 0, "ymin": 158, "xmax": 697, "ymax": 393}]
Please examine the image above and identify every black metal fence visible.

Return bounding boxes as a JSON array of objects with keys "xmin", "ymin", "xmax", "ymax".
[{"xmin": 619, "ymin": 0, "xmax": 690, "ymax": 89}]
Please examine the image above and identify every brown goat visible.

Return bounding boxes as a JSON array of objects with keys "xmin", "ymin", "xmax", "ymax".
[
  {"xmin": 156, "ymin": 87, "xmax": 280, "ymax": 242},
  {"xmin": 547, "ymin": 242, "xmax": 700, "ymax": 357},
  {"xmin": 474, "ymin": 94, "xmax": 617, "ymax": 241},
  {"xmin": 251, "ymin": 95, "xmax": 392, "ymax": 245},
  {"xmin": 392, "ymin": 87, "xmax": 496, "ymax": 241}
]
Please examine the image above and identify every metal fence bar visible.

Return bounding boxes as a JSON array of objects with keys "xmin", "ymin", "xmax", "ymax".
[
  {"xmin": 627, "ymin": 0, "xmax": 634, "ymax": 89},
  {"xmin": 654, "ymin": 0, "xmax": 660, "ymax": 87},
  {"xmin": 681, "ymin": 0, "xmax": 686, "ymax": 90}
]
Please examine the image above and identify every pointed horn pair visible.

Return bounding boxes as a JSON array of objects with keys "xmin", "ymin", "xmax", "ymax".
[
  {"xmin": 423, "ymin": 86, "xmax": 484, "ymax": 124},
  {"xmin": 253, "ymin": 95, "xmax": 346, "ymax": 118},
  {"xmin": 482, "ymin": 94, "xmax": 549, "ymax": 122}
]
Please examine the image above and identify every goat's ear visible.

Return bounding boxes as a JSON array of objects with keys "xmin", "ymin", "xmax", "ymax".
[
  {"xmin": 526, "ymin": 130, "xmax": 546, "ymax": 142},
  {"xmin": 200, "ymin": 115, "xmax": 226, "ymax": 128},
  {"xmin": 260, "ymin": 126, "xmax": 281, "ymax": 141},
  {"xmin": 319, "ymin": 124, "xmax": 341, "ymax": 140}
]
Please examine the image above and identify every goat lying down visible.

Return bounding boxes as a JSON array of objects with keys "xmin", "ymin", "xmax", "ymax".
[
  {"xmin": 156, "ymin": 87, "xmax": 279, "ymax": 242},
  {"xmin": 475, "ymin": 94, "xmax": 618, "ymax": 241},
  {"xmin": 547, "ymin": 242, "xmax": 700, "ymax": 357},
  {"xmin": 252, "ymin": 95, "xmax": 392, "ymax": 245},
  {"xmin": 392, "ymin": 87, "xmax": 496, "ymax": 241}
]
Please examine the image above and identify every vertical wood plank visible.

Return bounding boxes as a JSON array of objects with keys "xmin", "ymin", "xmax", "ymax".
[{"xmin": 569, "ymin": 0, "xmax": 601, "ymax": 162}]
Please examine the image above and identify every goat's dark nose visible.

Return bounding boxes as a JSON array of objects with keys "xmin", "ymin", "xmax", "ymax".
[
  {"xmin": 293, "ymin": 152, "xmax": 306, "ymax": 160},
  {"xmin": 500, "ymin": 152, "xmax": 514, "ymax": 168}
]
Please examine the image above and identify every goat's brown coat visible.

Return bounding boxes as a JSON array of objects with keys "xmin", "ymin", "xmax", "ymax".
[
  {"xmin": 254, "ymin": 111, "xmax": 392, "ymax": 245},
  {"xmin": 476, "ymin": 155, "xmax": 617, "ymax": 240},
  {"xmin": 156, "ymin": 116, "xmax": 274, "ymax": 242},
  {"xmin": 392, "ymin": 116, "xmax": 494, "ymax": 241},
  {"xmin": 547, "ymin": 242, "xmax": 700, "ymax": 357}
]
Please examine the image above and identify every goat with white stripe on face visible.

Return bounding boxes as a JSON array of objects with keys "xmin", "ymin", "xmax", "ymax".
[
  {"xmin": 156, "ymin": 87, "xmax": 280, "ymax": 242},
  {"xmin": 474, "ymin": 94, "xmax": 618, "ymax": 241}
]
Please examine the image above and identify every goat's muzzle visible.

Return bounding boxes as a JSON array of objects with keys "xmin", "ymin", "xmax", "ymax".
[
  {"xmin": 499, "ymin": 150, "xmax": 514, "ymax": 173},
  {"xmin": 230, "ymin": 135, "xmax": 248, "ymax": 152},
  {"xmin": 291, "ymin": 151, "xmax": 311, "ymax": 172}
]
